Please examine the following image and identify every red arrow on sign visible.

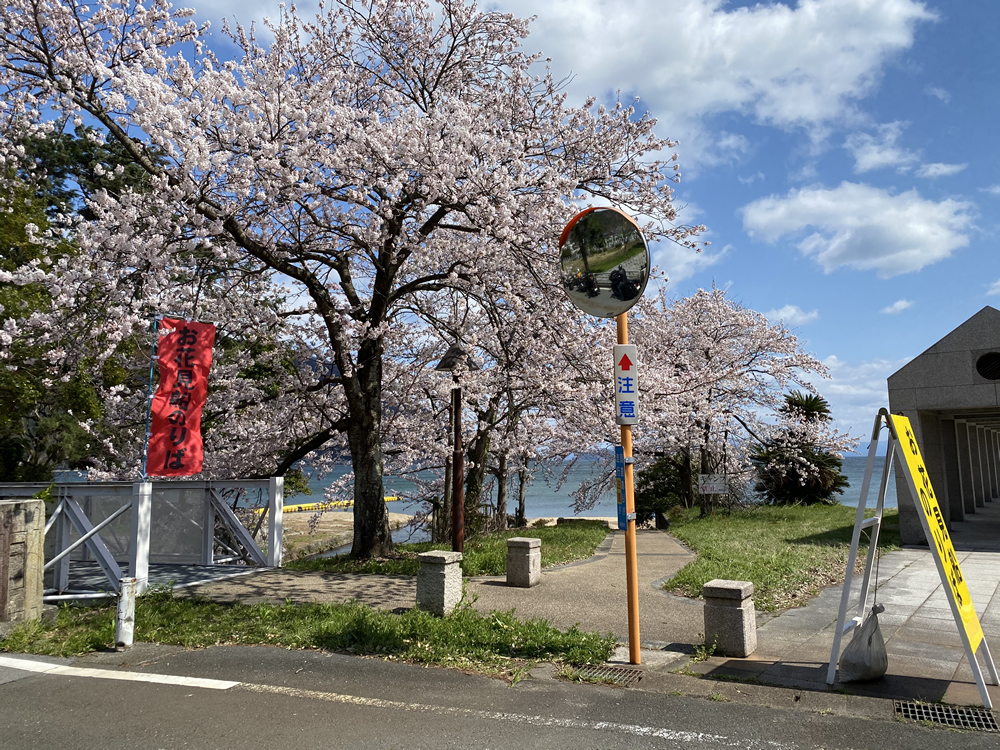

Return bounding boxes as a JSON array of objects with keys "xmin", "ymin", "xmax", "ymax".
[{"xmin": 618, "ymin": 353, "xmax": 633, "ymax": 371}]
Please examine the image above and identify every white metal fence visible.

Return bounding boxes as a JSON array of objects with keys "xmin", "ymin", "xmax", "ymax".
[{"xmin": 0, "ymin": 478, "xmax": 284, "ymax": 601}]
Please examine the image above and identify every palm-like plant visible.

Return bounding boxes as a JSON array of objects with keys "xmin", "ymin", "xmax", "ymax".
[{"xmin": 751, "ymin": 391, "xmax": 848, "ymax": 505}]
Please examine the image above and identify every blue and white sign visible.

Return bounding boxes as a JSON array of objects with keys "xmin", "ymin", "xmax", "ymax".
[
  {"xmin": 614, "ymin": 344, "xmax": 639, "ymax": 426},
  {"xmin": 615, "ymin": 446, "xmax": 627, "ymax": 530}
]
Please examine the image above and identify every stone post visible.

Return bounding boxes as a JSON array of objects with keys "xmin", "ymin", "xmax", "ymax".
[
  {"xmin": 506, "ymin": 537, "xmax": 541, "ymax": 588},
  {"xmin": 703, "ymin": 579, "xmax": 757, "ymax": 657},
  {"xmin": 0, "ymin": 499, "xmax": 45, "ymax": 636},
  {"xmin": 416, "ymin": 550, "xmax": 463, "ymax": 616}
]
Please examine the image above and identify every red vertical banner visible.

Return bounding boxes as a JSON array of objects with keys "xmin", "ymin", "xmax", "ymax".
[{"xmin": 147, "ymin": 318, "xmax": 216, "ymax": 477}]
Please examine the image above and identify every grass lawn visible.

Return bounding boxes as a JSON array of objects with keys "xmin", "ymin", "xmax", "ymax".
[
  {"xmin": 286, "ymin": 520, "xmax": 611, "ymax": 577},
  {"xmin": 665, "ymin": 504, "xmax": 900, "ymax": 612},
  {"xmin": 1, "ymin": 589, "xmax": 616, "ymax": 679}
]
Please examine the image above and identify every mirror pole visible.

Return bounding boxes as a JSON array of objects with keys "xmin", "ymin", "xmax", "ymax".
[{"xmin": 617, "ymin": 311, "xmax": 641, "ymax": 665}]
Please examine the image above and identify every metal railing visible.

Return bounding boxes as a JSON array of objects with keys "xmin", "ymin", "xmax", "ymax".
[{"xmin": 0, "ymin": 478, "xmax": 284, "ymax": 601}]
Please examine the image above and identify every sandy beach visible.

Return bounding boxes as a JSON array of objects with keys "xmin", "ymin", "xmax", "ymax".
[
  {"xmin": 280, "ymin": 511, "xmax": 618, "ymax": 561},
  {"xmin": 281, "ymin": 509, "xmax": 415, "ymax": 560}
]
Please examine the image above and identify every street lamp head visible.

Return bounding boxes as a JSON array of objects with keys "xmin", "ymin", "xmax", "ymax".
[{"xmin": 434, "ymin": 342, "xmax": 480, "ymax": 373}]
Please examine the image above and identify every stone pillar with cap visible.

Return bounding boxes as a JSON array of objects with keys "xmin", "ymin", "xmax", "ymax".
[
  {"xmin": 0, "ymin": 499, "xmax": 44, "ymax": 636},
  {"xmin": 506, "ymin": 537, "xmax": 541, "ymax": 588},
  {"xmin": 416, "ymin": 550, "xmax": 463, "ymax": 616},
  {"xmin": 702, "ymin": 579, "xmax": 757, "ymax": 657}
]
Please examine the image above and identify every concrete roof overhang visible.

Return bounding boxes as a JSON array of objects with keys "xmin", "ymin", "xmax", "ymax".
[{"xmin": 888, "ymin": 306, "xmax": 1000, "ymax": 415}]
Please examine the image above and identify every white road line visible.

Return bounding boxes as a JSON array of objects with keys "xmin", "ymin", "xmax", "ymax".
[
  {"xmin": 241, "ymin": 682, "xmax": 796, "ymax": 749},
  {"xmin": 1, "ymin": 656, "xmax": 800, "ymax": 748},
  {"xmin": 0, "ymin": 655, "xmax": 238, "ymax": 690}
]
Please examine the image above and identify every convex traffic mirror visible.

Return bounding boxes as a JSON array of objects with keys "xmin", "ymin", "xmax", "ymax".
[{"xmin": 558, "ymin": 207, "xmax": 650, "ymax": 318}]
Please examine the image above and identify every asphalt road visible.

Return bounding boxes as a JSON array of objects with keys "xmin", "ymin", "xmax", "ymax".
[{"xmin": 1, "ymin": 645, "xmax": 997, "ymax": 750}]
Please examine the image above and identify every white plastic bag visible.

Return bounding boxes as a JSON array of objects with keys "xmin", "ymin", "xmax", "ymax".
[{"xmin": 839, "ymin": 603, "xmax": 888, "ymax": 682}]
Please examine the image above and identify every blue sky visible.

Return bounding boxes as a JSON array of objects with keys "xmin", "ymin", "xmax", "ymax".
[{"xmin": 192, "ymin": 0, "xmax": 999, "ymax": 441}]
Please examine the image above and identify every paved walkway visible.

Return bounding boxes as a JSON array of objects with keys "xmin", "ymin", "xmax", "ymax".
[
  {"xmin": 695, "ymin": 501, "xmax": 1000, "ymax": 707},
  {"xmin": 465, "ymin": 530, "xmax": 702, "ymax": 646},
  {"xmin": 182, "ymin": 509, "xmax": 1000, "ymax": 707}
]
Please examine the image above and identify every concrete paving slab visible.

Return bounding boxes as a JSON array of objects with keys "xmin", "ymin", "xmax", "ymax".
[
  {"xmin": 914, "ymin": 606, "xmax": 963, "ymax": 620},
  {"xmin": 888, "ymin": 626, "xmax": 967, "ymax": 648},
  {"xmin": 895, "ymin": 615, "xmax": 970, "ymax": 633},
  {"xmin": 884, "ymin": 655, "xmax": 962, "ymax": 681},
  {"xmin": 465, "ymin": 529, "xmax": 702, "ymax": 645},
  {"xmin": 864, "ymin": 613, "xmax": 911, "ymax": 629},
  {"xmin": 183, "ymin": 568, "xmax": 418, "ymax": 611},
  {"xmin": 942, "ymin": 679, "xmax": 1000, "ymax": 707},
  {"xmin": 884, "ymin": 641, "xmax": 966, "ymax": 667}
]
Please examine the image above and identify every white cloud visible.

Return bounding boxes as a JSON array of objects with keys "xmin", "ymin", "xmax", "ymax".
[
  {"xmin": 191, "ymin": 0, "xmax": 297, "ymax": 24},
  {"xmin": 819, "ymin": 356, "xmax": 909, "ymax": 437},
  {"xmin": 789, "ymin": 163, "xmax": 819, "ymax": 182},
  {"xmin": 651, "ymin": 241, "xmax": 727, "ymax": 284},
  {"xmin": 880, "ymin": 299, "xmax": 913, "ymax": 314},
  {"xmin": 709, "ymin": 131, "xmax": 753, "ymax": 164},
  {"xmin": 808, "ymin": 355, "xmax": 911, "ymax": 438},
  {"xmin": 184, "ymin": 1, "xmax": 936, "ymax": 170},
  {"xmin": 738, "ymin": 171, "xmax": 765, "ymax": 186},
  {"xmin": 924, "ymin": 85, "xmax": 950, "ymax": 103},
  {"xmin": 915, "ymin": 162, "xmax": 967, "ymax": 179},
  {"xmin": 988, "ymin": 280, "xmax": 1000, "ymax": 296},
  {"xmin": 844, "ymin": 121, "xmax": 919, "ymax": 173},
  {"xmin": 496, "ymin": 0, "xmax": 936, "ymax": 164},
  {"xmin": 980, "ymin": 185, "xmax": 1000, "ymax": 196},
  {"xmin": 763, "ymin": 305, "xmax": 819, "ymax": 326},
  {"xmin": 741, "ymin": 182, "xmax": 974, "ymax": 278}
]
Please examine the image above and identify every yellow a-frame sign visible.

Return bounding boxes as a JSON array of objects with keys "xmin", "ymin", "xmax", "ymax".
[{"xmin": 828, "ymin": 409, "xmax": 999, "ymax": 707}]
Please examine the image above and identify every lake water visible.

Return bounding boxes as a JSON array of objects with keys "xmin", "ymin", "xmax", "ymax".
[
  {"xmin": 302, "ymin": 454, "xmax": 897, "ymax": 519},
  {"xmin": 839, "ymin": 455, "xmax": 897, "ymax": 509}
]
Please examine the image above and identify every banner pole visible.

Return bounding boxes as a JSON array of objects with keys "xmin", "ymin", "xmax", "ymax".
[
  {"xmin": 140, "ymin": 315, "xmax": 161, "ymax": 481},
  {"xmin": 617, "ymin": 312, "xmax": 641, "ymax": 665}
]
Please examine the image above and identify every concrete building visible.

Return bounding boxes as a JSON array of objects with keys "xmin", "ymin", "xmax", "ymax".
[{"xmin": 887, "ymin": 306, "xmax": 1000, "ymax": 545}]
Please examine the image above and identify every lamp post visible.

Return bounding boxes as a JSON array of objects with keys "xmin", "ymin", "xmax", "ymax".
[{"xmin": 435, "ymin": 342, "xmax": 479, "ymax": 553}]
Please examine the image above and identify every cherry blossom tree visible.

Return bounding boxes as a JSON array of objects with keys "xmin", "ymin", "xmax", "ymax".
[
  {"xmin": 639, "ymin": 286, "xmax": 856, "ymax": 510},
  {"xmin": 0, "ymin": 0, "xmax": 699, "ymax": 556},
  {"xmin": 392, "ymin": 260, "xmax": 611, "ymax": 534},
  {"xmin": 566, "ymin": 284, "xmax": 856, "ymax": 514}
]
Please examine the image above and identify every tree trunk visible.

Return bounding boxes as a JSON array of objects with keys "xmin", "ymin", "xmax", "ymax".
[
  {"xmin": 699, "ymin": 444, "xmax": 710, "ymax": 517},
  {"xmin": 680, "ymin": 449, "xmax": 695, "ymax": 509},
  {"xmin": 348, "ymin": 338, "xmax": 392, "ymax": 558},
  {"xmin": 516, "ymin": 467, "xmax": 529, "ymax": 527},
  {"xmin": 465, "ymin": 428, "xmax": 491, "ymax": 509},
  {"xmin": 495, "ymin": 453, "xmax": 509, "ymax": 531},
  {"xmin": 463, "ymin": 402, "xmax": 498, "ymax": 533}
]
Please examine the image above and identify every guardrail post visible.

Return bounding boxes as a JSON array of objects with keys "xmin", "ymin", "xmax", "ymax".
[
  {"xmin": 201, "ymin": 488, "xmax": 215, "ymax": 565},
  {"xmin": 129, "ymin": 482, "xmax": 152, "ymax": 594},
  {"xmin": 52, "ymin": 506, "xmax": 70, "ymax": 592},
  {"xmin": 115, "ymin": 577, "xmax": 137, "ymax": 649},
  {"xmin": 267, "ymin": 476, "xmax": 284, "ymax": 567}
]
